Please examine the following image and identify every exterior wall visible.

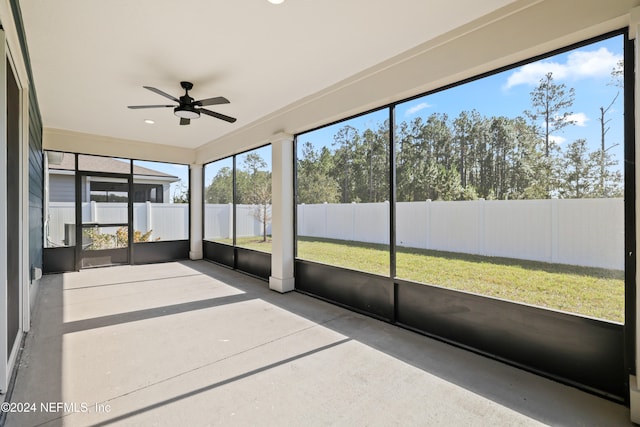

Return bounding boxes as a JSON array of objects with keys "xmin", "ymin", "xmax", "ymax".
[
  {"xmin": 10, "ymin": 0, "xmax": 43, "ymax": 288},
  {"xmin": 27, "ymin": 95, "xmax": 43, "ymax": 282},
  {"xmin": 48, "ymin": 174, "xmax": 74, "ymax": 202},
  {"xmin": 49, "ymin": 174, "xmax": 175, "ymax": 203},
  {"xmin": 0, "ymin": 0, "xmax": 41, "ymax": 393}
]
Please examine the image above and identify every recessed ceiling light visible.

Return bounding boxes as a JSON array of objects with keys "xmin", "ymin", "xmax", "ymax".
[
  {"xmin": 144, "ymin": 119, "xmax": 155, "ymax": 124},
  {"xmin": 268, "ymin": 0, "xmax": 284, "ymax": 4}
]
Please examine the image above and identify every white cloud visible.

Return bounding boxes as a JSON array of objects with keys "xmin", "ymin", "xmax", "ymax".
[
  {"xmin": 566, "ymin": 48, "xmax": 620, "ymax": 79},
  {"xmin": 505, "ymin": 61, "xmax": 566, "ymax": 88},
  {"xmin": 564, "ymin": 112, "xmax": 589, "ymax": 127},
  {"xmin": 405, "ymin": 102, "xmax": 432, "ymax": 116},
  {"xmin": 548, "ymin": 135, "xmax": 566, "ymax": 145},
  {"xmin": 505, "ymin": 47, "xmax": 622, "ymax": 89}
]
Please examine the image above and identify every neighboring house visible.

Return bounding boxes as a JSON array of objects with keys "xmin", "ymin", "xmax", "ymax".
[{"xmin": 46, "ymin": 152, "xmax": 180, "ymax": 203}]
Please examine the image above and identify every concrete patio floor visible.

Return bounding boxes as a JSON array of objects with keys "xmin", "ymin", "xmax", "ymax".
[{"xmin": 3, "ymin": 260, "xmax": 631, "ymax": 426}]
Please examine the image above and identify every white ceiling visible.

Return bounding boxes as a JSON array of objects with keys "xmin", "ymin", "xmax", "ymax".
[{"xmin": 19, "ymin": 0, "xmax": 516, "ymax": 150}]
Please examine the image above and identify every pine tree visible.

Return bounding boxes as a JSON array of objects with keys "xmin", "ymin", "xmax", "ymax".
[
  {"xmin": 331, "ymin": 125, "xmax": 360, "ymax": 202},
  {"xmin": 525, "ymin": 72, "xmax": 576, "ymax": 157},
  {"xmin": 297, "ymin": 142, "xmax": 340, "ymax": 204},
  {"xmin": 205, "ymin": 166, "xmax": 233, "ymax": 203},
  {"xmin": 558, "ymin": 139, "xmax": 598, "ymax": 198}
]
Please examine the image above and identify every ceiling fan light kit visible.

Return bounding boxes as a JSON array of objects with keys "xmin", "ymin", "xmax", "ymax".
[
  {"xmin": 128, "ymin": 81, "xmax": 236, "ymax": 126},
  {"xmin": 174, "ymin": 105, "xmax": 200, "ymax": 119}
]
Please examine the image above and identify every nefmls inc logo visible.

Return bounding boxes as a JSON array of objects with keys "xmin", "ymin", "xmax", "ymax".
[{"xmin": 40, "ymin": 402, "xmax": 89, "ymax": 413}]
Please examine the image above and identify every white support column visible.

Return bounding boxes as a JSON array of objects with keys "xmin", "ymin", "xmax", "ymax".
[
  {"xmin": 269, "ymin": 132, "xmax": 295, "ymax": 293},
  {"xmin": 630, "ymin": 9, "xmax": 640, "ymax": 424},
  {"xmin": 190, "ymin": 164, "xmax": 203, "ymax": 260}
]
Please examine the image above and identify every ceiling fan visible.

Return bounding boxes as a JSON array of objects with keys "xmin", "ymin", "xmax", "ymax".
[{"xmin": 128, "ymin": 81, "xmax": 236, "ymax": 125}]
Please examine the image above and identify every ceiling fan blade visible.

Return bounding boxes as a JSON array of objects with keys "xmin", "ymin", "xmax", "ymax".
[
  {"xmin": 128, "ymin": 105, "xmax": 174, "ymax": 109},
  {"xmin": 195, "ymin": 96, "xmax": 230, "ymax": 107},
  {"xmin": 199, "ymin": 108, "xmax": 237, "ymax": 123},
  {"xmin": 143, "ymin": 86, "xmax": 180, "ymax": 103},
  {"xmin": 180, "ymin": 118, "xmax": 190, "ymax": 126}
]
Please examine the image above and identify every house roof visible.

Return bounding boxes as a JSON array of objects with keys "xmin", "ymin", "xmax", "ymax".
[{"xmin": 48, "ymin": 152, "xmax": 179, "ymax": 181}]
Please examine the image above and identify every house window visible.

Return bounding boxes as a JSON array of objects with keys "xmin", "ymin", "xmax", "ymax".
[
  {"xmin": 133, "ymin": 184, "xmax": 164, "ymax": 203},
  {"xmin": 89, "ymin": 181, "xmax": 128, "ymax": 202}
]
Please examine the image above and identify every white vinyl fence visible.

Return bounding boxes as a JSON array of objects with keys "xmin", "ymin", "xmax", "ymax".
[
  {"xmin": 204, "ymin": 204, "xmax": 272, "ymax": 240},
  {"xmin": 47, "ymin": 202, "xmax": 189, "ymax": 246},
  {"xmin": 297, "ymin": 199, "xmax": 624, "ymax": 271},
  {"xmin": 62, "ymin": 200, "xmax": 623, "ymax": 270},
  {"xmin": 49, "ymin": 202, "xmax": 274, "ymax": 247}
]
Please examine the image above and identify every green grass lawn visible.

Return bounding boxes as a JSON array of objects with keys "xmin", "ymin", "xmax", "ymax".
[
  {"xmin": 210, "ymin": 235, "xmax": 624, "ymax": 322},
  {"xmin": 296, "ymin": 237, "xmax": 624, "ymax": 323},
  {"xmin": 214, "ymin": 236, "xmax": 272, "ymax": 253}
]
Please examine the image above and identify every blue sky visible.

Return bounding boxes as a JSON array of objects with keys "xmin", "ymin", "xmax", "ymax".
[
  {"xmin": 299, "ymin": 34, "xmax": 625, "ymax": 171},
  {"xmin": 202, "ymin": 145, "xmax": 272, "ymax": 186}
]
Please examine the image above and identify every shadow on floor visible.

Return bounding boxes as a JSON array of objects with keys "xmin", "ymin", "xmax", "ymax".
[{"xmin": 6, "ymin": 260, "xmax": 631, "ymax": 426}]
